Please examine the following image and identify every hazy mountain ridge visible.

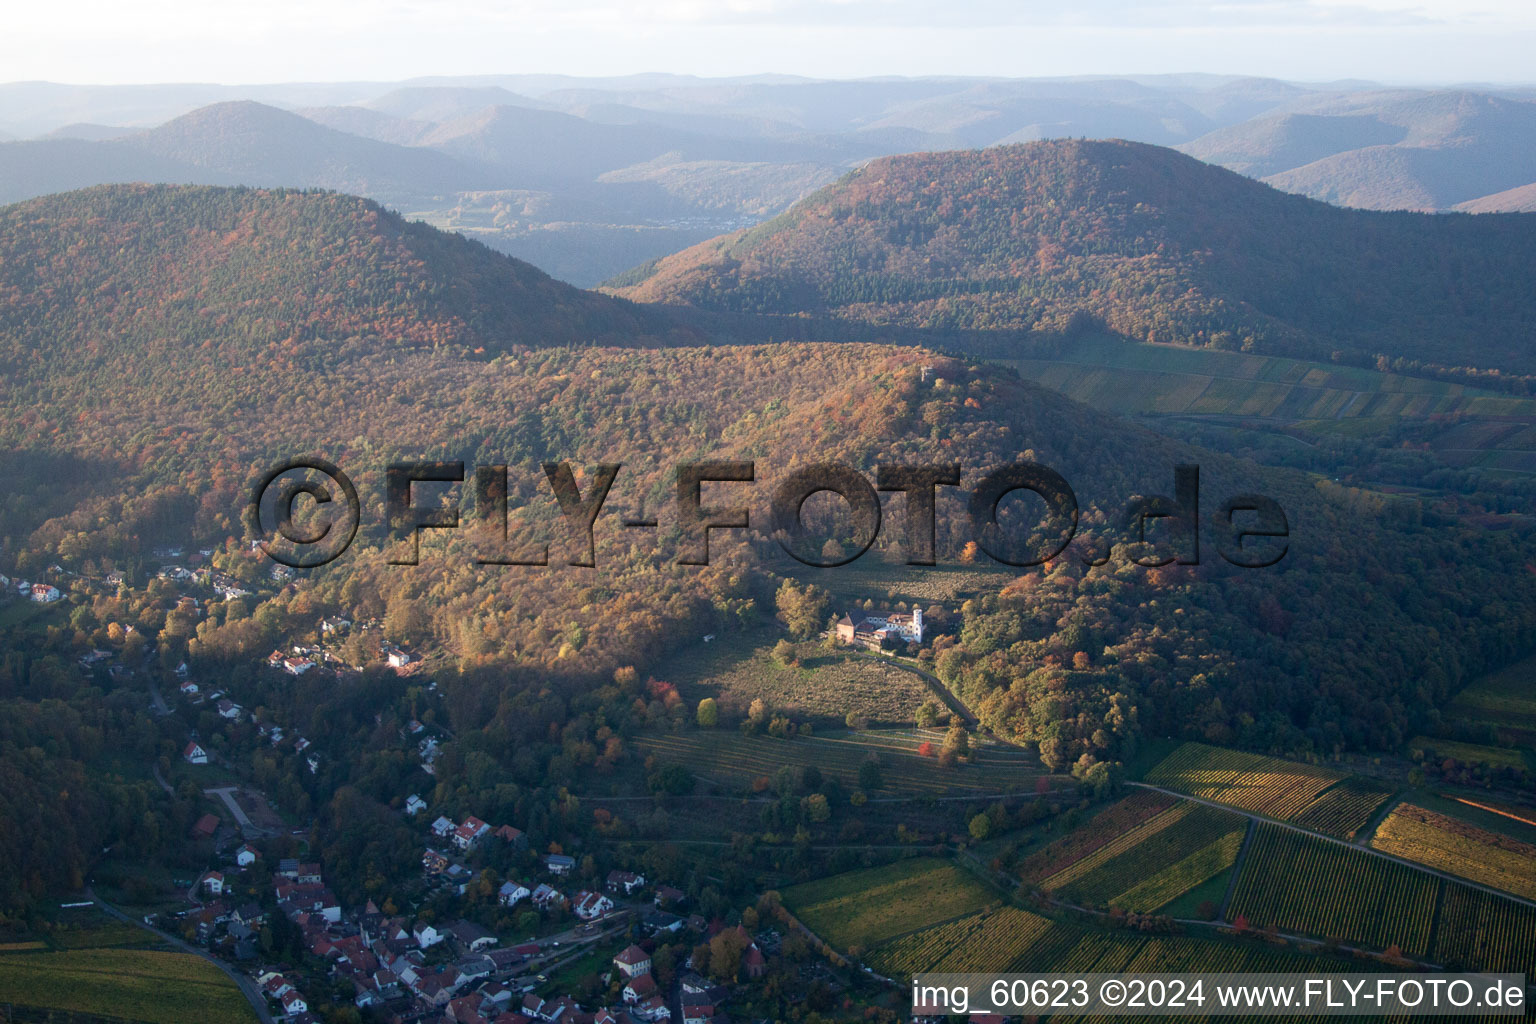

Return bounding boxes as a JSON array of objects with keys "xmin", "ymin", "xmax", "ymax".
[
  {"xmin": 609, "ymin": 139, "xmax": 1536, "ymax": 374},
  {"xmin": 2, "ymin": 76, "xmax": 1534, "ymax": 284},
  {"xmin": 1182, "ymin": 90, "xmax": 1536, "ymax": 210}
]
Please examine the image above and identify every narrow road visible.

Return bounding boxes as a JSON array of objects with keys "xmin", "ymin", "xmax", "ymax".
[
  {"xmin": 1128, "ymin": 782, "xmax": 1536, "ymax": 911},
  {"xmin": 1217, "ymin": 819, "xmax": 1256, "ymax": 921},
  {"xmin": 151, "ymin": 763, "xmax": 175, "ymax": 795},
  {"xmin": 84, "ymin": 888, "xmax": 273, "ymax": 1024}
]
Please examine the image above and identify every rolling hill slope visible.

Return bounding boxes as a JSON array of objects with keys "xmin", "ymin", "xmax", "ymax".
[{"xmin": 609, "ymin": 139, "xmax": 1536, "ymax": 375}]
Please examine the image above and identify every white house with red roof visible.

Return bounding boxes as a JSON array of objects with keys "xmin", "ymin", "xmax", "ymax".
[
  {"xmin": 572, "ymin": 890, "xmax": 614, "ymax": 921},
  {"xmin": 614, "ymin": 944, "xmax": 652, "ymax": 979},
  {"xmin": 183, "ymin": 741, "xmax": 208, "ymax": 765},
  {"xmin": 452, "ymin": 815, "xmax": 491, "ymax": 850}
]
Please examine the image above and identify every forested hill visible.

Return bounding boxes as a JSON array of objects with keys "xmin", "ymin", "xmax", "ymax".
[
  {"xmin": 0, "ymin": 183, "xmax": 696, "ymax": 380},
  {"xmin": 608, "ymin": 139, "xmax": 1536, "ymax": 375}
]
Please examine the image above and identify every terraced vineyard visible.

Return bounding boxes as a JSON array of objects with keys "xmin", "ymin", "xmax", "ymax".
[
  {"xmin": 1016, "ymin": 791, "xmax": 1177, "ymax": 883},
  {"xmin": 1432, "ymin": 883, "xmax": 1536, "ymax": 974},
  {"xmin": 782, "ymin": 858, "xmax": 998, "ymax": 950},
  {"xmin": 1046, "ymin": 805, "xmax": 1248, "ymax": 914},
  {"xmin": 1290, "ymin": 778, "xmax": 1397, "ymax": 839},
  {"xmin": 0, "ymin": 948, "xmax": 257, "ymax": 1024},
  {"xmin": 1145, "ymin": 743, "xmax": 1392, "ymax": 835},
  {"xmin": 866, "ymin": 906, "xmax": 1053, "ymax": 974},
  {"xmin": 636, "ymin": 729, "xmax": 1057, "ymax": 796},
  {"xmin": 1371, "ymin": 803, "xmax": 1536, "ymax": 900},
  {"xmin": 1444, "ymin": 654, "xmax": 1536, "ymax": 747},
  {"xmin": 868, "ymin": 902, "xmax": 1369, "ymax": 989},
  {"xmin": 1229, "ymin": 825, "xmax": 1440, "ymax": 956}
]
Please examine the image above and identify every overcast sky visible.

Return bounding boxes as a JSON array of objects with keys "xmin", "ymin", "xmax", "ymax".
[{"xmin": 5, "ymin": 0, "xmax": 1535, "ymax": 85}]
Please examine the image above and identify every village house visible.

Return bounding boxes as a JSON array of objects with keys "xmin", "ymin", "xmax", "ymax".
[
  {"xmin": 544, "ymin": 853, "xmax": 576, "ymax": 876},
  {"xmin": 404, "ymin": 794, "xmax": 427, "ymax": 816},
  {"xmin": 183, "ymin": 741, "xmax": 209, "ymax": 765},
  {"xmin": 606, "ymin": 870, "xmax": 646, "ymax": 895},
  {"xmin": 452, "ymin": 815, "xmax": 491, "ymax": 850},
  {"xmin": 202, "ymin": 871, "xmax": 224, "ymax": 895},
  {"xmin": 236, "ymin": 844, "xmax": 259, "ymax": 867},
  {"xmin": 572, "ymin": 890, "xmax": 614, "ymax": 921},
  {"xmin": 30, "ymin": 582, "xmax": 62, "ymax": 603},
  {"xmin": 614, "ymin": 944, "xmax": 652, "ymax": 979},
  {"xmin": 623, "ymin": 972, "xmax": 658, "ymax": 1004},
  {"xmin": 498, "ymin": 881, "xmax": 531, "ymax": 907},
  {"xmin": 530, "ymin": 883, "xmax": 565, "ymax": 909}
]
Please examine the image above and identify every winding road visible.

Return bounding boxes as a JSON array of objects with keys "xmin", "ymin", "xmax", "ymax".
[{"xmin": 84, "ymin": 888, "xmax": 274, "ymax": 1024}]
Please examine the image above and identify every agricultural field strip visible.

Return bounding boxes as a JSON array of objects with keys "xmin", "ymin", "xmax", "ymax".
[
  {"xmin": 0, "ymin": 947, "xmax": 257, "ymax": 1024},
  {"xmin": 1431, "ymin": 882, "xmax": 1536, "ymax": 975},
  {"xmin": 1410, "ymin": 736, "xmax": 1528, "ymax": 769},
  {"xmin": 1130, "ymin": 782, "xmax": 1536, "ymax": 912},
  {"xmin": 1145, "ymin": 743, "xmax": 1394, "ymax": 837},
  {"xmin": 1230, "ymin": 825, "xmax": 1439, "ymax": 956},
  {"xmin": 1111, "ymin": 829, "xmax": 1246, "ymax": 913},
  {"xmin": 867, "ymin": 906, "xmax": 1054, "ymax": 975},
  {"xmin": 1040, "ymin": 803, "xmax": 1195, "ymax": 891},
  {"xmin": 636, "ymin": 732, "xmax": 1051, "ymax": 795},
  {"xmin": 1370, "ymin": 804, "xmax": 1536, "ymax": 901},
  {"xmin": 783, "ymin": 858, "xmax": 999, "ymax": 950}
]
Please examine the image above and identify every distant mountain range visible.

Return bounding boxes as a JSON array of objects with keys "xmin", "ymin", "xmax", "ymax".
[
  {"xmin": 610, "ymin": 139, "xmax": 1536, "ymax": 375},
  {"xmin": 1180, "ymin": 90, "xmax": 1536, "ymax": 211},
  {"xmin": 2, "ymin": 75, "xmax": 1535, "ymax": 283}
]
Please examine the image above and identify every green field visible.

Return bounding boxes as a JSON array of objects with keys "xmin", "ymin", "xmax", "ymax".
[
  {"xmin": 654, "ymin": 629, "xmax": 934, "ymax": 724},
  {"xmin": 1000, "ymin": 334, "xmax": 1536, "ymax": 472},
  {"xmin": 1410, "ymin": 736, "xmax": 1528, "ymax": 771},
  {"xmin": 1443, "ymin": 654, "xmax": 1536, "ymax": 747},
  {"xmin": 0, "ymin": 948, "xmax": 257, "ymax": 1024},
  {"xmin": 782, "ymin": 857, "xmax": 998, "ymax": 951},
  {"xmin": 636, "ymin": 727, "xmax": 1060, "ymax": 797}
]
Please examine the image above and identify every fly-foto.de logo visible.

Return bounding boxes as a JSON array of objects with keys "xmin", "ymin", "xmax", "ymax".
[{"xmin": 247, "ymin": 458, "xmax": 1289, "ymax": 571}]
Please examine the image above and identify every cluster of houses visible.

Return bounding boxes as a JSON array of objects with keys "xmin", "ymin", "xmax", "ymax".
[
  {"xmin": 0, "ymin": 572, "xmax": 63, "ymax": 603},
  {"xmin": 165, "ymin": 795, "xmax": 754, "ymax": 1024},
  {"xmin": 179, "ymin": 683, "xmax": 319, "ymax": 773}
]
